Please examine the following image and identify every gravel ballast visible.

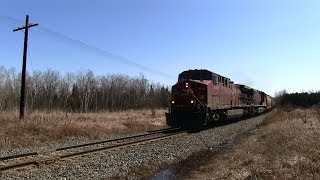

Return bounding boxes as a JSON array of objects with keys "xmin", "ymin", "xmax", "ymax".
[{"xmin": 1, "ymin": 114, "xmax": 267, "ymax": 179}]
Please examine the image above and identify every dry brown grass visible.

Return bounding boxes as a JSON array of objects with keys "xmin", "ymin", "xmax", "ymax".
[
  {"xmin": 0, "ymin": 109, "xmax": 167, "ymax": 149},
  {"xmin": 178, "ymin": 109, "xmax": 320, "ymax": 179},
  {"xmin": 261, "ymin": 108, "xmax": 312, "ymax": 126}
]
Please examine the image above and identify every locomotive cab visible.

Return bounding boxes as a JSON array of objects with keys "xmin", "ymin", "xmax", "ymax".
[{"xmin": 167, "ymin": 70, "xmax": 210, "ymax": 128}]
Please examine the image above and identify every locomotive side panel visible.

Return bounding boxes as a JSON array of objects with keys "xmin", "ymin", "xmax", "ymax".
[
  {"xmin": 207, "ymin": 79, "xmax": 233, "ymax": 110},
  {"xmin": 236, "ymin": 84, "xmax": 252, "ymax": 106},
  {"xmin": 266, "ymin": 95, "xmax": 273, "ymax": 109},
  {"xmin": 220, "ymin": 85, "xmax": 232, "ymax": 109},
  {"xmin": 233, "ymin": 85, "xmax": 242, "ymax": 107},
  {"xmin": 207, "ymin": 82, "xmax": 217, "ymax": 109},
  {"xmin": 253, "ymin": 90, "xmax": 262, "ymax": 106},
  {"xmin": 260, "ymin": 92, "xmax": 267, "ymax": 106}
]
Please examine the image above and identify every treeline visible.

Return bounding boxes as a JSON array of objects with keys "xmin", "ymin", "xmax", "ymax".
[
  {"xmin": 275, "ymin": 90, "xmax": 320, "ymax": 108},
  {"xmin": 0, "ymin": 66, "xmax": 170, "ymax": 112}
]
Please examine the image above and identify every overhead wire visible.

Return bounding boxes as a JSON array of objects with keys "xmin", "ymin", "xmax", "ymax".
[
  {"xmin": 37, "ymin": 27, "xmax": 174, "ymax": 78},
  {"xmin": 0, "ymin": 15, "xmax": 174, "ymax": 79},
  {"xmin": 0, "ymin": 15, "xmax": 21, "ymax": 25},
  {"xmin": 27, "ymin": 31, "xmax": 35, "ymax": 75},
  {"xmin": 0, "ymin": 16, "xmax": 35, "ymax": 74},
  {"xmin": 34, "ymin": 30, "xmax": 156, "ymax": 77}
]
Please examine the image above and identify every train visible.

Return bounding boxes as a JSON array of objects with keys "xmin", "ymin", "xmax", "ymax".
[{"xmin": 166, "ymin": 69, "xmax": 274, "ymax": 128}]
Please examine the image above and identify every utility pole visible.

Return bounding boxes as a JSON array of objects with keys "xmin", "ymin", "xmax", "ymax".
[{"xmin": 13, "ymin": 15, "xmax": 38, "ymax": 120}]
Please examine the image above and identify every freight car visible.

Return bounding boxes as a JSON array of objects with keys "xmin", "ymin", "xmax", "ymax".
[{"xmin": 166, "ymin": 69, "xmax": 274, "ymax": 128}]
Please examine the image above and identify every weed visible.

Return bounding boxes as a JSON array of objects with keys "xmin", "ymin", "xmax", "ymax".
[
  {"xmin": 0, "ymin": 109, "xmax": 167, "ymax": 149},
  {"xmin": 178, "ymin": 109, "xmax": 320, "ymax": 179}
]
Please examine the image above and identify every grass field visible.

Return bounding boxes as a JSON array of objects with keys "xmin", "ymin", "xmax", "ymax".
[
  {"xmin": 179, "ymin": 108, "xmax": 320, "ymax": 179},
  {"xmin": 0, "ymin": 109, "xmax": 167, "ymax": 149}
]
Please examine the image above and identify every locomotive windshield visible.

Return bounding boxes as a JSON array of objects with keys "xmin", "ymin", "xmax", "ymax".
[{"xmin": 178, "ymin": 70, "xmax": 212, "ymax": 82}]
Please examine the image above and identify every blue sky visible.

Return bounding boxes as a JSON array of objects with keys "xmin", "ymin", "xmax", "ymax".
[{"xmin": 1, "ymin": 0, "xmax": 320, "ymax": 95}]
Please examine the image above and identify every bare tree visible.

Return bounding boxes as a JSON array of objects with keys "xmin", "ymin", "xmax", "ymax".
[
  {"xmin": 42, "ymin": 69, "xmax": 60, "ymax": 110},
  {"xmin": 0, "ymin": 66, "xmax": 6, "ymax": 110},
  {"xmin": 0, "ymin": 66, "xmax": 170, "ymax": 112}
]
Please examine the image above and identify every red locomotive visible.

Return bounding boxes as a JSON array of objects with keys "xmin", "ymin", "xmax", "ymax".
[{"xmin": 166, "ymin": 69, "xmax": 274, "ymax": 128}]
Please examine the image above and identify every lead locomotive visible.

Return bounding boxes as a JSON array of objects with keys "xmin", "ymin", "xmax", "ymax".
[{"xmin": 166, "ymin": 69, "xmax": 273, "ymax": 128}]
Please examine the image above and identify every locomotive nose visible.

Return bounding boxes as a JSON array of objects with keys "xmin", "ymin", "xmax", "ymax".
[
  {"xmin": 175, "ymin": 81, "xmax": 193, "ymax": 90},
  {"xmin": 171, "ymin": 80, "xmax": 208, "ymax": 108}
]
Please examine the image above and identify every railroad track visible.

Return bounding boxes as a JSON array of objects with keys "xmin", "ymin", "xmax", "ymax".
[{"xmin": 0, "ymin": 127, "xmax": 185, "ymax": 173}]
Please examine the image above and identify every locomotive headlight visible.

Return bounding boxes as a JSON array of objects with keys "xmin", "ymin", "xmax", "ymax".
[
  {"xmin": 171, "ymin": 100, "xmax": 175, "ymax": 104},
  {"xmin": 185, "ymin": 82, "xmax": 189, "ymax": 88},
  {"xmin": 190, "ymin": 100, "xmax": 194, "ymax": 104}
]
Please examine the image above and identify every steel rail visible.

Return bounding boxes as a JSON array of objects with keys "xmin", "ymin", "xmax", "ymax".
[
  {"xmin": 0, "ymin": 161, "xmax": 37, "ymax": 171},
  {"xmin": 0, "ymin": 152, "xmax": 37, "ymax": 161},
  {"xmin": 60, "ymin": 131, "xmax": 184, "ymax": 159},
  {"xmin": 0, "ymin": 127, "xmax": 178, "ymax": 162},
  {"xmin": 56, "ymin": 127, "xmax": 180, "ymax": 151},
  {"xmin": 0, "ymin": 128, "xmax": 185, "ymax": 172},
  {"xmin": 147, "ymin": 127, "xmax": 180, "ymax": 133}
]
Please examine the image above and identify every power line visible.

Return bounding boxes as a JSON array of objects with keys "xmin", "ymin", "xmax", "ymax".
[
  {"xmin": 0, "ymin": 15, "xmax": 20, "ymax": 28},
  {"xmin": 0, "ymin": 15, "xmax": 174, "ymax": 79},
  {"xmin": 38, "ymin": 27, "xmax": 174, "ymax": 78},
  {"xmin": 27, "ymin": 32, "xmax": 35, "ymax": 74},
  {"xmin": 0, "ymin": 15, "xmax": 22, "ymax": 23}
]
